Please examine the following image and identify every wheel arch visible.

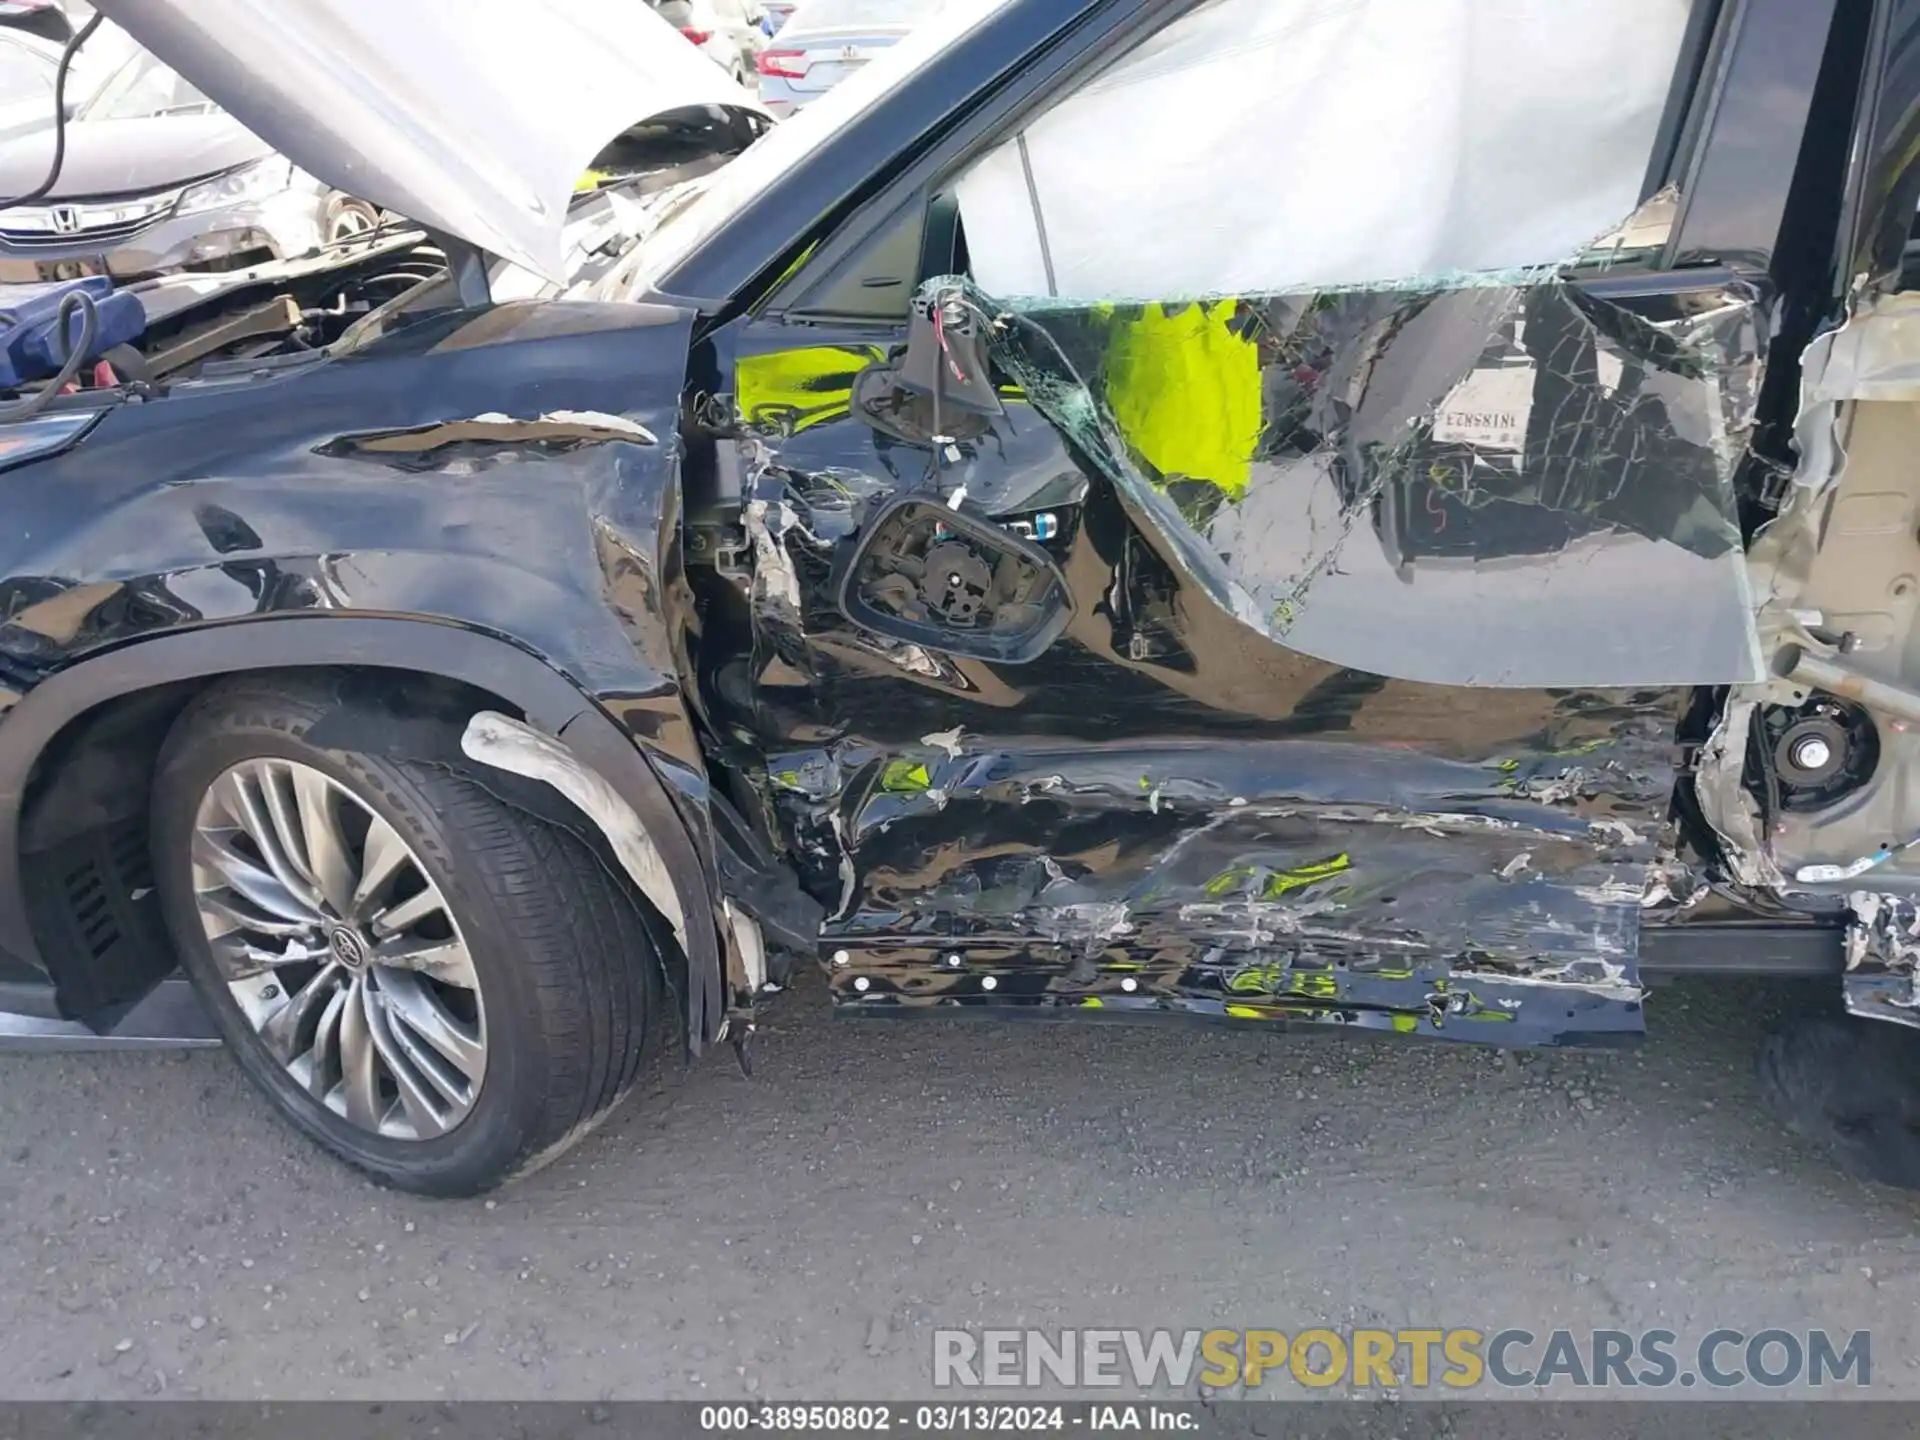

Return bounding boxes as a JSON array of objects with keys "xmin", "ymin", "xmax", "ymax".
[{"xmin": 0, "ymin": 616, "xmax": 726, "ymax": 1048}]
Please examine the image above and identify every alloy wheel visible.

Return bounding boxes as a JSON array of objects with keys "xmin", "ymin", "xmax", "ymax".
[
  {"xmin": 327, "ymin": 205, "xmax": 377, "ymax": 243},
  {"xmin": 189, "ymin": 759, "xmax": 487, "ymax": 1140}
]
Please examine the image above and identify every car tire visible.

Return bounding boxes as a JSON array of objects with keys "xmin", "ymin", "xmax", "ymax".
[
  {"xmin": 150, "ymin": 674, "xmax": 660, "ymax": 1197},
  {"xmin": 1757, "ymin": 1014, "xmax": 1920, "ymax": 1189}
]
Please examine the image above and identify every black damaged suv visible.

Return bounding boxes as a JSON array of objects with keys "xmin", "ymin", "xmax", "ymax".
[{"xmin": 1, "ymin": 0, "xmax": 1918, "ymax": 1194}]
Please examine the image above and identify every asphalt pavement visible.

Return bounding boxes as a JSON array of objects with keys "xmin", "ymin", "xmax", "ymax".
[{"xmin": 0, "ymin": 971, "xmax": 1915, "ymax": 1401}]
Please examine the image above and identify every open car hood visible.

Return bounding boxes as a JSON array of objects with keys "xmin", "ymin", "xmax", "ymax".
[{"xmin": 92, "ymin": 0, "xmax": 770, "ymax": 281}]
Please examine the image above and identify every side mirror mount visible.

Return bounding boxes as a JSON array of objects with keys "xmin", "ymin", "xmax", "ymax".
[
  {"xmin": 835, "ymin": 496, "xmax": 1072, "ymax": 664},
  {"xmin": 899, "ymin": 291, "xmax": 1002, "ymax": 425}
]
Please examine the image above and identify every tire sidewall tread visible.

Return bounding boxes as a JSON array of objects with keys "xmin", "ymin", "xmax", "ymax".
[{"xmin": 150, "ymin": 675, "xmax": 658, "ymax": 1196}]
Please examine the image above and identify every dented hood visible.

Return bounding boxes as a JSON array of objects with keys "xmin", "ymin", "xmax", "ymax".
[{"xmin": 91, "ymin": 0, "xmax": 769, "ymax": 281}]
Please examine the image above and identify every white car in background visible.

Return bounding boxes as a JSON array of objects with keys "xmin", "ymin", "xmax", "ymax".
[
  {"xmin": 754, "ymin": 0, "xmax": 941, "ymax": 115},
  {"xmin": 0, "ymin": 46, "xmax": 382, "ymax": 280},
  {"xmin": 0, "ymin": 11, "xmax": 129, "ymax": 142},
  {"xmin": 0, "ymin": 27, "xmax": 71, "ymax": 141}
]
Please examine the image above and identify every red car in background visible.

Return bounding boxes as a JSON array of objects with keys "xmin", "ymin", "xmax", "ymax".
[{"xmin": 648, "ymin": 0, "xmax": 766, "ymax": 85}]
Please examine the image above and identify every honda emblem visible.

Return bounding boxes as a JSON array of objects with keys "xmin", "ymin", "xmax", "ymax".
[{"xmin": 49, "ymin": 206, "xmax": 79, "ymax": 234}]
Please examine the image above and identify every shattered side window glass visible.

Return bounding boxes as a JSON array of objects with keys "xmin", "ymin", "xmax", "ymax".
[
  {"xmin": 962, "ymin": 280, "xmax": 1762, "ymax": 687},
  {"xmin": 940, "ymin": 0, "xmax": 1760, "ymax": 689}
]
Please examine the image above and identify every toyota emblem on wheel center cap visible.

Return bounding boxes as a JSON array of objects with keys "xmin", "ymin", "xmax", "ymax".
[{"xmin": 328, "ymin": 926, "xmax": 369, "ymax": 970}]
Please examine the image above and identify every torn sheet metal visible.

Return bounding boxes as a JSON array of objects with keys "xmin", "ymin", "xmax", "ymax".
[
  {"xmin": 718, "ymin": 211, "xmax": 1768, "ymax": 1048},
  {"xmin": 317, "ymin": 410, "xmax": 658, "ymax": 474},
  {"xmin": 757, "ymin": 714, "xmax": 1668, "ymax": 1046},
  {"xmin": 1844, "ymin": 892, "xmax": 1920, "ymax": 1030},
  {"xmin": 1686, "ymin": 292, "xmax": 1920, "ymax": 1018},
  {"xmin": 724, "ymin": 899, "xmax": 768, "ymax": 994},
  {"xmin": 366, "ymin": 411, "xmax": 659, "ymax": 447},
  {"xmin": 1701, "ymin": 294, "xmax": 1920, "ymax": 896}
]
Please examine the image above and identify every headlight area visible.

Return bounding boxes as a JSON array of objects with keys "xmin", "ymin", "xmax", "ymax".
[{"xmin": 175, "ymin": 157, "xmax": 299, "ymax": 216}]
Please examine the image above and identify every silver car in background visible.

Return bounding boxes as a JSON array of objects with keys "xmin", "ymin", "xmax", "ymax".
[
  {"xmin": 0, "ymin": 27, "xmax": 72, "ymax": 141},
  {"xmin": 754, "ymin": 0, "xmax": 942, "ymax": 115},
  {"xmin": 0, "ymin": 48, "xmax": 378, "ymax": 282}
]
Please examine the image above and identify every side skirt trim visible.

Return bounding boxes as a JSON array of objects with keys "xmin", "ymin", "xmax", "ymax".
[
  {"xmin": 1638, "ymin": 923, "xmax": 1845, "ymax": 977},
  {"xmin": 0, "ymin": 975, "xmax": 219, "ymax": 1051}
]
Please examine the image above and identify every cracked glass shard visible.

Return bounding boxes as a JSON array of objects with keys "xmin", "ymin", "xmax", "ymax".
[
  {"xmin": 940, "ymin": 0, "xmax": 1757, "ymax": 690},
  {"xmin": 929, "ymin": 272, "xmax": 1763, "ymax": 689}
]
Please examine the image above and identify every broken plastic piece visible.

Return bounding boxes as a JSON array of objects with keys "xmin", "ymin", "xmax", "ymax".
[
  {"xmin": 459, "ymin": 711, "xmax": 688, "ymax": 950},
  {"xmin": 835, "ymin": 495, "xmax": 1072, "ymax": 663}
]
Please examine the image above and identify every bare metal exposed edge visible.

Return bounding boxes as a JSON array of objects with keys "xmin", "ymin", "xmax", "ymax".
[{"xmin": 0, "ymin": 975, "xmax": 220, "ymax": 1051}]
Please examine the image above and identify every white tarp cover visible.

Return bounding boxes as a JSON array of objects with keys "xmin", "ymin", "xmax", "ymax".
[{"xmin": 957, "ymin": 0, "xmax": 1695, "ymax": 301}]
